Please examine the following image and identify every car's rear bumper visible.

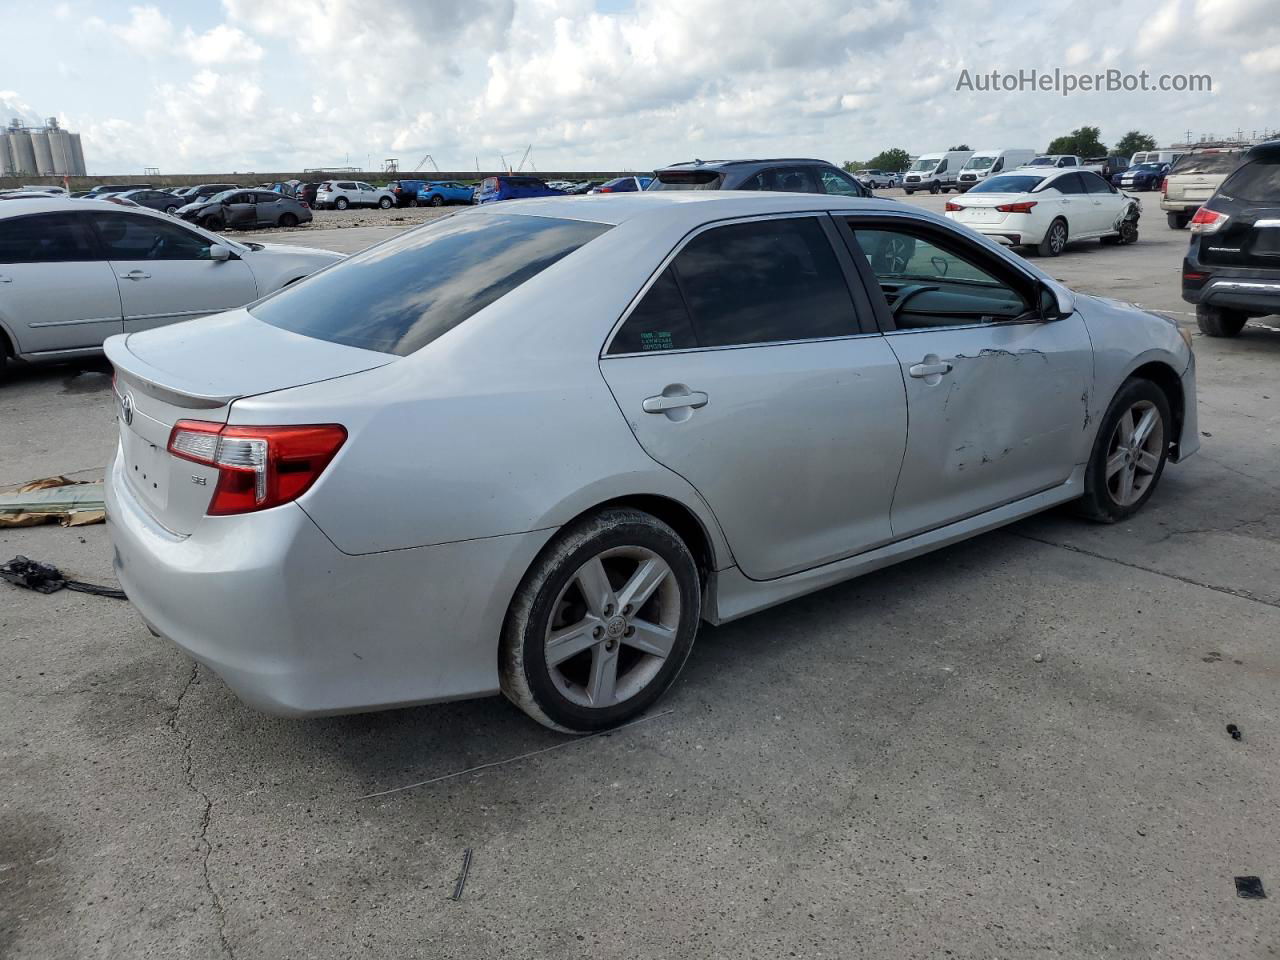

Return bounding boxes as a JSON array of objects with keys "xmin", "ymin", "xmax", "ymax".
[
  {"xmin": 1182, "ymin": 259, "xmax": 1280, "ymax": 315},
  {"xmin": 105, "ymin": 450, "xmax": 555, "ymax": 716},
  {"xmin": 1161, "ymin": 198, "xmax": 1205, "ymax": 214}
]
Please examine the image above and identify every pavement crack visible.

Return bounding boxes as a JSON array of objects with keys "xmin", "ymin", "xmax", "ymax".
[
  {"xmin": 166, "ymin": 662, "xmax": 234, "ymax": 960},
  {"xmin": 1148, "ymin": 512, "xmax": 1274, "ymax": 544},
  {"xmin": 1011, "ymin": 532, "xmax": 1280, "ymax": 610}
]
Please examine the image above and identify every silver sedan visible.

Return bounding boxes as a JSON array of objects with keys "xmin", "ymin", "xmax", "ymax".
[{"xmin": 104, "ymin": 192, "xmax": 1197, "ymax": 731}]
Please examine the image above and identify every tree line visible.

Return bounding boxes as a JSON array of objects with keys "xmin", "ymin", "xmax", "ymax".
[{"xmin": 842, "ymin": 129, "xmax": 1159, "ymax": 173}]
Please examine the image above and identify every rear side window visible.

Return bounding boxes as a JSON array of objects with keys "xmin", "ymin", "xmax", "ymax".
[
  {"xmin": 1053, "ymin": 173, "xmax": 1086, "ymax": 195},
  {"xmin": 1082, "ymin": 173, "xmax": 1113, "ymax": 194},
  {"xmin": 610, "ymin": 217, "xmax": 857, "ymax": 352},
  {"xmin": 251, "ymin": 213, "xmax": 611, "ymax": 356},
  {"xmin": 0, "ymin": 213, "xmax": 97, "ymax": 263},
  {"xmin": 1170, "ymin": 152, "xmax": 1243, "ymax": 176},
  {"xmin": 739, "ymin": 167, "xmax": 819, "ymax": 193},
  {"xmin": 818, "ymin": 169, "xmax": 864, "ymax": 197},
  {"xmin": 1219, "ymin": 158, "xmax": 1280, "ymax": 203},
  {"xmin": 649, "ymin": 170, "xmax": 723, "ymax": 191}
]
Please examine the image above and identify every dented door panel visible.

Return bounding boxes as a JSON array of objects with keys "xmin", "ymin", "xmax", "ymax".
[{"xmin": 885, "ymin": 314, "xmax": 1094, "ymax": 538}]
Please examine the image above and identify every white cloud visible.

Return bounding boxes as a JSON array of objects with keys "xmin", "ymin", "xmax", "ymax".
[
  {"xmin": 107, "ymin": 5, "xmax": 174, "ymax": 54},
  {"xmin": 181, "ymin": 24, "xmax": 265, "ymax": 64}
]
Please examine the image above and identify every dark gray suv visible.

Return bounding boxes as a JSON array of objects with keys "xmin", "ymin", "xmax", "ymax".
[{"xmin": 648, "ymin": 158, "xmax": 870, "ymax": 197}]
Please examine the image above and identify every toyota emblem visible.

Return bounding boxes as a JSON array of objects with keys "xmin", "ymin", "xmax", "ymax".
[{"xmin": 119, "ymin": 391, "xmax": 134, "ymax": 426}]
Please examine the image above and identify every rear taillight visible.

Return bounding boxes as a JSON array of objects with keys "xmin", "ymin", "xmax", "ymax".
[
  {"xmin": 300, "ymin": 200, "xmax": 310, "ymax": 208},
  {"xmin": 944, "ymin": 201, "xmax": 963, "ymax": 211},
  {"xmin": 995, "ymin": 200, "xmax": 1038, "ymax": 213},
  {"xmin": 1160, "ymin": 177, "xmax": 1168, "ymax": 196},
  {"xmin": 168, "ymin": 421, "xmax": 346, "ymax": 515},
  {"xmin": 1189, "ymin": 207, "xmax": 1229, "ymax": 234}
]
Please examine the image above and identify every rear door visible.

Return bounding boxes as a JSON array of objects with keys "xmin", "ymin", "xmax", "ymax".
[
  {"xmin": 254, "ymin": 191, "xmax": 285, "ymax": 225},
  {"xmin": 0, "ymin": 211, "xmax": 123, "ymax": 355},
  {"xmin": 840, "ymin": 215, "xmax": 1093, "ymax": 538},
  {"xmin": 600, "ymin": 214, "xmax": 908, "ymax": 580},
  {"xmin": 89, "ymin": 210, "xmax": 258, "ymax": 334}
]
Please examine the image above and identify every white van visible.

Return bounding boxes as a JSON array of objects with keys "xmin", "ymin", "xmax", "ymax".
[
  {"xmin": 1129, "ymin": 150, "xmax": 1183, "ymax": 168},
  {"xmin": 955, "ymin": 148, "xmax": 1037, "ymax": 191},
  {"xmin": 901, "ymin": 150, "xmax": 973, "ymax": 194}
]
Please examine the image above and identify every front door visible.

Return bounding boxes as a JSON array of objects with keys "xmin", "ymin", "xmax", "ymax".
[
  {"xmin": 600, "ymin": 214, "xmax": 908, "ymax": 580},
  {"xmin": 842, "ymin": 217, "xmax": 1094, "ymax": 539},
  {"xmin": 223, "ymin": 192, "xmax": 258, "ymax": 228},
  {"xmin": 0, "ymin": 211, "xmax": 122, "ymax": 354},
  {"xmin": 89, "ymin": 210, "xmax": 258, "ymax": 334}
]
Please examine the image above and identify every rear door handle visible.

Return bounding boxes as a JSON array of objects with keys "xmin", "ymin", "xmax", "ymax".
[
  {"xmin": 642, "ymin": 390, "xmax": 709, "ymax": 413},
  {"xmin": 119, "ymin": 270, "xmax": 151, "ymax": 281},
  {"xmin": 0, "ymin": 275, "xmax": 11, "ymax": 283},
  {"xmin": 909, "ymin": 361, "xmax": 953, "ymax": 378}
]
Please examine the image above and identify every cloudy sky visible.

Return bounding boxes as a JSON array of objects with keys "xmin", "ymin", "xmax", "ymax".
[{"xmin": 2, "ymin": 0, "xmax": 1276, "ymax": 175}]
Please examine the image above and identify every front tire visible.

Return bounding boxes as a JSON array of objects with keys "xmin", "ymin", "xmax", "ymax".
[
  {"xmin": 1037, "ymin": 218, "xmax": 1068, "ymax": 257},
  {"xmin": 165, "ymin": 205, "xmax": 178, "ymax": 215},
  {"xmin": 1196, "ymin": 304, "xmax": 1247, "ymax": 337},
  {"xmin": 1078, "ymin": 378, "xmax": 1172, "ymax": 523},
  {"xmin": 929, "ymin": 181, "xmax": 940, "ymax": 195},
  {"xmin": 500, "ymin": 509, "xmax": 701, "ymax": 733},
  {"xmin": 201, "ymin": 215, "xmax": 224, "ymax": 231}
]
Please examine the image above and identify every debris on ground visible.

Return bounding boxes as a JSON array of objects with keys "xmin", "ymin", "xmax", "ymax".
[
  {"xmin": 1235, "ymin": 876, "xmax": 1266, "ymax": 899},
  {"xmin": 451, "ymin": 848, "xmax": 473, "ymax": 901},
  {"xmin": 1227, "ymin": 723, "xmax": 1242, "ymax": 741},
  {"xmin": 0, "ymin": 556, "xmax": 126, "ymax": 599},
  {"xmin": 0, "ymin": 476, "xmax": 105, "ymax": 527},
  {"xmin": 1033, "ymin": 653, "xmax": 1044, "ymax": 663}
]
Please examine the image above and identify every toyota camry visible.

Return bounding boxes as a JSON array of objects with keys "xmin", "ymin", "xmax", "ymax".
[{"xmin": 105, "ymin": 192, "xmax": 1197, "ymax": 732}]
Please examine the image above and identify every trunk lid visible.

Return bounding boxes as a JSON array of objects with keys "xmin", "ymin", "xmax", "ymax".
[
  {"xmin": 104, "ymin": 309, "xmax": 394, "ymax": 535},
  {"xmin": 1200, "ymin": 201, "xmax": 1280, "ymax": 271}
]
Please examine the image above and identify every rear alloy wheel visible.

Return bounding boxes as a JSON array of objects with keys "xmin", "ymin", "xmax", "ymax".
[
  {"xmin": 1196, "ymin": 304, "xmax": 1248, "ymax": 337},
  {"xmin": 378, "ymin": 197, "xmax": 393, "ymax": 209},
  {"xmin": 1167, "ymin": 212, "xmax": 1189, "ymax": 230},
  {"xmin": 1078, "ymin": 378, "xmax": 1171, "ymax": 522},
  {"xmin": 278, "ymin": 213, "xmax": 298, "ymax": 228},
  {"xmin": 165, "ymin": 205, "xmax": 178, "ymax": 215},
  {"xmin": 430, "ymin": 194, "xmax": 444, "ymax": 207},
  {"xmin": 501, "ymin": 509, "xmax": 700, "ymax": 732},
  {"xmin": 335, "ymin": 197, "xmax": 349, "ymax": 210},
  {"xmin": 408, "ymin": 198, "xmax": 418, "ymax": 208},
  {"xmin": 1037, "ymin": 218, "xmax": 1068, "ymax": 257}
]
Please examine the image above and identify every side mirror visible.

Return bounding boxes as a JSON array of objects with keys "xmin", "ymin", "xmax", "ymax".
[
  {"xmin": 1038, "ymin": 281, "xmax": 1070, "ymax": 321},
  {"xmin": 208, "ymin": 243, "xmax": 232, "ymax": 262}
]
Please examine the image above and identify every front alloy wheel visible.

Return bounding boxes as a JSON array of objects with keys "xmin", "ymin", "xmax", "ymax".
[
  {"xmin": 1078, "ymin": 378, "xmax": 1171, "ymax": 522},
  {"xmin": 501, "ymin": 509, "xmax": 700, "ymax": 732}
]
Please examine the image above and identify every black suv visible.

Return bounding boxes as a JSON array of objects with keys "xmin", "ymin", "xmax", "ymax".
[
  {"xmin": 648, "ymin": 159, "xmax": 870, "ymax": 198},
  {"xmin": 1182, "ymin": 140, "xmax": 1280, "ymax": 337}
]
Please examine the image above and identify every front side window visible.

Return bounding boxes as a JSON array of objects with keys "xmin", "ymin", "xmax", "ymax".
[
  {"xmin": 819, "ymin": 169, "xmax": 863, "ymax": 197},
  {"xmin": 611, "ymin": 217, "xmax": 857, "ymax": 352},
  {"xmin": 252, "ymin": 213, "xmax": 610, "ymax": 356},
  {"xmin": 1058, "ymin": 157, "xmax": 1077, "ymax": 167},
  {"xmin": 935, "ymin": 160, "xmax": 948, "ymax": 174},
  {"xmin": 0, "ymin": 213, "xmax": 97, "ymax": 264},
  {"xmin": 850, "ymin": 224, "xmax": 1029, "ymax": 330},
  {"xmin": 91, "ymin": 212, "xmax": 214, "ymax": 261}
]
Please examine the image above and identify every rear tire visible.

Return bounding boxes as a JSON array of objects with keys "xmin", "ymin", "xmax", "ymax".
[
  {"xmin": 1196, "ymin": 304, "xmax": 1248, "ymax": 337},
  {"xmin": 430, "ymin": 194, "xmax": 444, "ymax": 207},
  {"xmin": 1037, "ymin": 218, "xmax": 1068, "ymax": 257},
  {"xmin": 1167, "ymin": 212, "xmax": 1188, "ymax": 229},
  {"xmin": 1077, "ymin": 377, "xmax": 1172, "ymax": 523},
  {"xmin": 904, "ymin": 189, "xmax": 915, "ymax": 196},
  {"xmin": 278, "ymin": 213, "xmax": 298, "ymax": 228},
  {"xmin": 408, "ymin": 198, "xmax": 418, "ymax": 208},
  {"xmin": 335, "ymin": 197, "xmax": 349, "ymax": 210},
  {"xmin": 500, "ymin": 509, "xmax": 701, "ymax": 733}
]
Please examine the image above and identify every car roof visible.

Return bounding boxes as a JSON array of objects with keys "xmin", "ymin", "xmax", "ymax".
[
  {"xmin": 656, "ymin": 158, "xmax": 831, "ymax": 171},
  {"xmin": 466, "ymin": 190, "xmax": 909, "ymax": 228},
  {"xmin": 0, "ymin": 196, "xmax": 201, "ymax": 220},
  {"xmin": 1244, "ymin": 139, "xmax": 1280, "ymax": 162}
]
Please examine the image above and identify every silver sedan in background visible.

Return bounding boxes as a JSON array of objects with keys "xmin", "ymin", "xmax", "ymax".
[
  {"xmin": 105, "ymin": 192, "xmax": 1196, "ymax": 731},
  {"xmin": 0, "ymin": 198, "xmax": 340, "ymax": 379}
]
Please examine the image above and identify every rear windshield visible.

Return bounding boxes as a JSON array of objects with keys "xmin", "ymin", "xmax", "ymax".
[
  {"xmin": 1219, "ymin": 158, "xmax": 1280, "ymax": 203},
  {"xmin": 251, "ymin": 213, "xmax": 611, "ymax": 356},
  {"xmin": 969, "ymin": 174, "xmax": 1045, "ymax": 193},
  {"xmin": 649, "ymin": 170, "xmax": 724, "ymax": 190},
  {"xmin": 1169, "ymin": 151, "xmax": 1245, "ymax": 176}
]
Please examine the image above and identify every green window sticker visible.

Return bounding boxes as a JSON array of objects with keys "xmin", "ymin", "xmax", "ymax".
[{"xmin": 639, "ymin": 330, "xmax": 675, "ymax": 351}]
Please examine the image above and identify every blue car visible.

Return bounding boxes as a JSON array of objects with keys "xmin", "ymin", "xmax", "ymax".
[
  {"xmin": 474, "ymin": 175, "xmax": 564, "ymax": 204},
  {"xmin": 415, "ymin": 180, "xmax": 475, "ymax": 207},
  {"xmin": 1113, "ymin": 162, "xmax": 1170, "ymax": 192}
]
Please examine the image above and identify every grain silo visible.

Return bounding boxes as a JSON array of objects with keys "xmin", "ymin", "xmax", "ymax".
[
  {"xmin": 0, "ymin": 133, "xmax": 14, "ymax": 175},
  {"xmin": 2, "ymin": 117, "xmax": 87, "ymax": 176},
  {"xmin": 7, "ymin": 120, "xmax": 38, "ymax": 175}
]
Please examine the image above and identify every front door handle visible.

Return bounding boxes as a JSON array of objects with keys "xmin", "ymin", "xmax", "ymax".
[
  {"xmin": 0, "ymin": 275, "xmax": 11, "ymax": 283},
  {"xmin": 119, "ymin": 270, "xmax": 151, "ymax": 281},
  {"xmin": 643, "ymin": 389, "xmax": 709, "ymax": 413},
  {"xmin": 909, "ymin": 361, "xmax": 953, "ymax": 378}
]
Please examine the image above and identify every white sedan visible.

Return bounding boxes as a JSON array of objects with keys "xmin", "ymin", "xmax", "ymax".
[
  {"xmin": 943, "ymin": 169, "xmax": 1140, "ymax": 257},
  {"xmin": 0, "ymin": 198, "xmax": 341, "ymax": 380}
]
